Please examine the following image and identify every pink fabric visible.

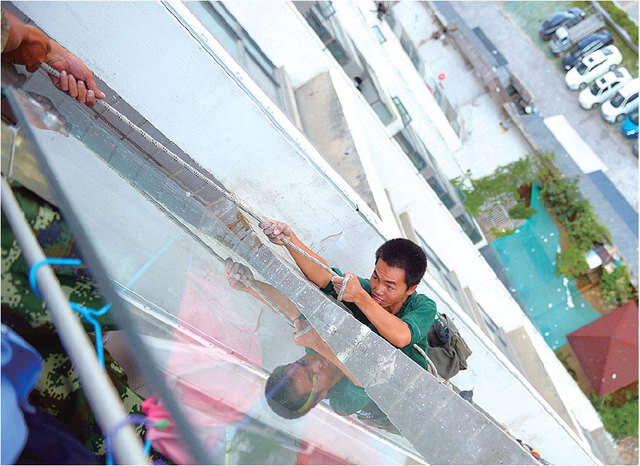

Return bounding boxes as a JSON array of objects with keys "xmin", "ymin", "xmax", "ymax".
[{"xmin": 143, "ymin": 270, "xmax": 264, "ymax": 464}]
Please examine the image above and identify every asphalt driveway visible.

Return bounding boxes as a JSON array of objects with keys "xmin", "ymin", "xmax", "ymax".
[{"xmin": 451, "ymin": 1, "xmax": 638, "ymax": 210}]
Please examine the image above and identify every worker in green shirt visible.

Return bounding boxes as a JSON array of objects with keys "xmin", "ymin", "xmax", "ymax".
[
  {"xmin": 259, "ymin": 220, "xmax": 437, "ymax": 371},
  {"xmin": 253, "ymin": 221, "xmax": 437, "ymax": 422}
]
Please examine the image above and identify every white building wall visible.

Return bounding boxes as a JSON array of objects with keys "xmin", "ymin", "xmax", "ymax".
[{"xmin": 15, "ymin": 1, "xmax": 600, "ymax": 463}]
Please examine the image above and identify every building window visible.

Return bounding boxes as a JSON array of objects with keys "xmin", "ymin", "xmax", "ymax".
[
  {"xmin": 392, "ymin": 96, "xmax": 411, "ymax": 126},
  {"xmin": 400, "ymin": 33, "xmax": 421, "ymax": 71},
  {"xmin": 303, "ymin": 9, "xmax": 350, "ymax": 66},
  {"xmin": 455, "ymin": 214, "xmax": 483, "ymax": 244},
  {"xmin": 185, "ymin": 1, "xmax": 283, "ymax": 109},
  {"xmin": 316, "ymin": 1, "xmax": 336, "ymax": 19},
  {"xmin": 304, "ymin": 9, "xmax": 332, "ymax": 42},
  {"xmin": 394, "ymin": 131, "xmax": 425, "ymax": 170},
  {"xmin": 185, "ymin": 1, "xmax": 241, "ymax": 61},
  {"xmin": 371, "ymin": 101, "xmax": 393, "ymax": 125},
  {"xmin": 372, "ymin": 25, "xmax": 386, "ymax": 43}
]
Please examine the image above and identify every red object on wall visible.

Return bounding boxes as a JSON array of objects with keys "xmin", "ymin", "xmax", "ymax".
[
  {"xmin": 438, "ymin": 72, "xmax": 445, "ymax": 80},
  {"xmin": 567, "ymin": 301, "xmax": 638, "ymax": 396}
]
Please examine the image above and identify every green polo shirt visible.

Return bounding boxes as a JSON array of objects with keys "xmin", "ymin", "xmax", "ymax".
[
  {"xmin": 303, "ymin": 347, "xmax": 371, "ymax": 415},
  {"xmin": 321, "ymin": 267, "xmax": 437, "ymax": 371}
]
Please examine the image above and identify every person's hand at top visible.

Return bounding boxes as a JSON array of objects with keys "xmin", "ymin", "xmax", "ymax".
[
  {"xmin": 2, "ymin": 11, "xmax": 50, "ymax": 72},
  {"xmin": 2, "ymin": 11, "xmax": 105, "ymax": 108},
  {"xmin": 45, "ymin": 40, "xmax": 105, "ymax": 107},
  {"xmin": 224, "ymin": 258, "xmax": 255, "ymax": 293},
  {"xmin": 259, "ymin": 219, "xmax": 293, "ymax": 245}
]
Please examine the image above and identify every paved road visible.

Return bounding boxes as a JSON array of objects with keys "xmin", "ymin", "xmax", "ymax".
[{"xmin": 451, "ymin": 1, "xmax": 638, "ymax": 211}]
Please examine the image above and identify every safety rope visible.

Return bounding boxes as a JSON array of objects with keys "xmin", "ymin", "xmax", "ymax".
[{"xmin": 40, "ymin": 63, "xmax": 339, "ymax": 281}]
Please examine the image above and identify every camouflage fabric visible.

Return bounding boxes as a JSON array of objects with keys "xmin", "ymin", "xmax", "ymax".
[{"xmin": 1, "ymin": 182, "xmax": 146, "ymax": 458}]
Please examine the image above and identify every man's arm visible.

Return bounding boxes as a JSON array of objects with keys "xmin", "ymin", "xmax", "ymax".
[
  {"xmin": 225, "ymin": 259, "xmax": 300, "ymax": 321},
  {"xmin": 260, "ymin": 220, "xmax": 332, "ymax": 289},
  {"xmin": 333, "ymin": 273, "xmax": 412, "ymax": 348}
]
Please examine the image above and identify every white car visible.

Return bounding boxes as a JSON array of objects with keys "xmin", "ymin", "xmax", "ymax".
[
  {"xmin": 601, "ymin": 79, "xmax": 639, "ymax": 123},
  {"xmin": 578, "ymin": 68, "xmax": 631, "ymax": 110},
  {"xmin": 565, "ymin": 45, "xmax": 622, "ymax": 90}
]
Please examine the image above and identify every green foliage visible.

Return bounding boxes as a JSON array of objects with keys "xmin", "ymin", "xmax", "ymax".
[
  {"xmin": 600, "ymin": 265, "xmax": 637, "ymax": 310},
  {"xmin": 599, "ymin": 1, "xmax": 639, "ymax": 44},
  {"xmin": 570, "ymin": 1, "xmax": 590, "ymax": 8},
  {"xmin": 556, "ymin": 246, "xmax": 589, "ymax": 281},
  {"xmin": 554, "ymin": 350, "xmax": 577, "ymax": 380},
  {"xmin": 453, "ymin": 156, "xmax": 539, "ymax": 217},
  {"xmin": 508, "ymin": 203, "xmax": 537, "ymax": 219},
  {"xmin": 566, "ymin": 207, "xmax": 611, "ymax": 252},
  {"xmin": 590, "ymin": 392, "xmax": 639, "ymax": 441},
  {"xmin": 539, "ymin": 172, "xmax": 583, "ymax": 223},
  {"xmin": 490, "ymin": 226, "xmax": 515, "ymax": 239}
]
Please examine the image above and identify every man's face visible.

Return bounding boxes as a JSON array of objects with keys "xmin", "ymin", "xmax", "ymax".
[
  {"xmin": 286, "ymin": 354, "xmax": 341, "ymax": 406},
  {"xmin": 370, "ymin": 259, "xmax": 416, "ymax": 312}
]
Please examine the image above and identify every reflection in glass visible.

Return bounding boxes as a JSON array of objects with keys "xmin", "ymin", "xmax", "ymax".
[{"xmin": 9, "ymin": 87, "xmax": 424, "ymax": 464}]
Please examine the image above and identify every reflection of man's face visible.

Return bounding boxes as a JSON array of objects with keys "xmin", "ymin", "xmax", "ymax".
[{"xmin": 286, "ymin": 354, "xmax": 342, "ymax": 405}]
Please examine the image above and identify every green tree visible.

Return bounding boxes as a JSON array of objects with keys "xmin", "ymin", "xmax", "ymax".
[
  {"xmin": 453, "ymin": 156, "xmax": 539, "ymax": 217},
  {"xmin": 590, "ymin": 392, "xmax": 639, "ymax": 441},
  {"xmin": 566, "ymin": 210, "xmax": 611, "ymax": 252},
  {"xmin": 556, "ymin": 246, "xmax": 589, "ymax": 281},
  {"xmin": 539, "ymin": 174, "xmax": 582, "ymax": 223},
  {"xmin": 600, "ymin": 265, "xmax": 636, "ymax": 310}
]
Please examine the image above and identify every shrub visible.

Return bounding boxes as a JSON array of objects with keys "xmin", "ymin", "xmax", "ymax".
[
  {"xmin": 599, "ymin": 1, "xmax": 639, "ymax": 44},
  {"xmin": 490, "ymin": 226, "xmax": 515, "ymax": 239},
  {"xmin": 539, "ymin": 173, "xmax": 583, "ymax": 223},
  {"xmin": 453, "ymin": 156, "xmax": 539, "ymax": 217},
  {"xmin": 566, "ymin": 210, "xmax": 611, "ymax": 252},
  {"xmin": 508, "ymin": 203, "xmax": 537, "ymax": 219},
  {"xmin": 556, "ymin": 246, "xmax": 589, "ymax": 281},
  {"xmin": 590, "ymin": 392, "xmax": 639, "ymax": 441},
  {"xmin": 600, "ymin": 265, "xmax": 636, "ymax": 310}
]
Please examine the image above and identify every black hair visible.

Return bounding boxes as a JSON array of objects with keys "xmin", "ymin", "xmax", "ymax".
[
  {"xmin": 264, "ymin": 364, "xmax": 313, "ymax": 419},
  {"xmin": 375, "ymin": 238, "xmax": 427, "ymax": 288}
]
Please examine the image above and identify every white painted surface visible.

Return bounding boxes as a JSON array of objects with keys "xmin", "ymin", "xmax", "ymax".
[
  {"xmin": 15, "ymin": 1, "xmax": 600, "ymax": 462},
  {"xmin": 544, "ymin": 115, "xmax": 608, "ymax": 173},
  {"xmin": 222, "ymin": 1, "xmax": 328, "ymax": 89}
]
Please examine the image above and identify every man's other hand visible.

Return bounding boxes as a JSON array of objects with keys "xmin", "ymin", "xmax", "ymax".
[
  {"xmin": 259, "ymin": 219, "xmax": 293, "ymax": 245},
  {"xmin": 331, "ymin": 273, "xmax": 364, "ymax": 303},
  {"xmin": 45, "ymin": 40, "xmax": 105, "ymax": 107},
  {"xmin": 224, "ymin": 258, "xmax": 254, "ymax": 292}
]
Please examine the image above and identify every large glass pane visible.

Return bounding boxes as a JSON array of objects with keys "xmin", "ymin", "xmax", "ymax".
[
  {"xmin": 7, "ymin": 88, "xmax": 427, "ymax": 464},
  {"xmin": 6, "ymin": 79, "xmax": 533, "ymax": 464}
]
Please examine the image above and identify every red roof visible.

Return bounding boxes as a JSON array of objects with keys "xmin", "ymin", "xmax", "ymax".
[{"xmin": 567, "ymin": 301, "xmax": 638, "ymax": 396}]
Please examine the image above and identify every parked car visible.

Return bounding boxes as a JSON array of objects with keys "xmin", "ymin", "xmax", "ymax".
[
  {"xmin": 565, "ymin": 45, "xmax": 621, "ymax": 90},
  {"xmin": 602, "ymin": 79, "xmax": 639, "ymax": 122},
  {"xmin": 549, "ymin": 13, "xmax": 604, "ymax": 55},
  {"xmin": 539, "ymin": 8, "xmax": 585, "ymax": 40},
  {"xmin": 562, "ymin": 30, "xmax": 614, "ymax": 71},
  {"xmin": 621, "ymin": 111, "xmax": 638, "ymax": 138},
  {"xmin": 578, "ymin": 68, "xmax": 631, "ymax": 109}
]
